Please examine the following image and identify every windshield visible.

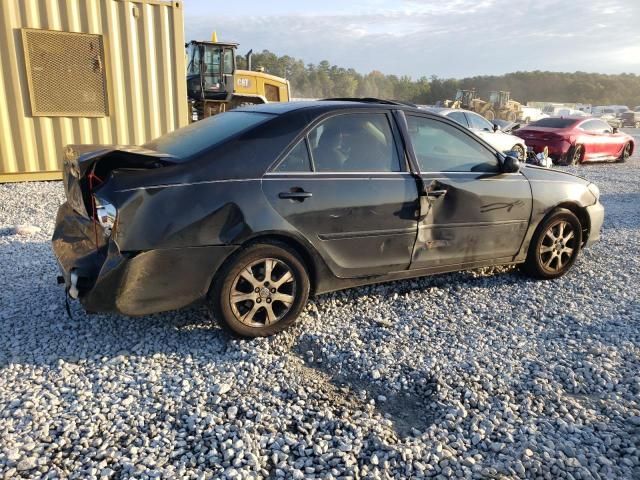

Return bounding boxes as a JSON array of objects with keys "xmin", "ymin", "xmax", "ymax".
[
  {"xmin": 144, "ymin": 111, "xmax": 275, "ymax": 159},
  {"xmin": 529, "ymin": 118, "xmax": 579, "ymax": 128},
  {"xmin": 186, "ymin": 43, "xmax": 200, "ymax": 75}
]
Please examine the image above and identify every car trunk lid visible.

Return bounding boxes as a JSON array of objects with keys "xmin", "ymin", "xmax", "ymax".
[{"xmin": 62, "ymin": 144, "xmax": 177, "ymax": 218}]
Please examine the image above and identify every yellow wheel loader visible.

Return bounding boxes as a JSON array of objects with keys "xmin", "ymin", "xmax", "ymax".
[
  {"xmin": 186, "ymin": 33, "xmax": 290, "ymax": 121},
  {"xmin": 445, "ymin": 89, "xmax": 523, "ymax": 122}
]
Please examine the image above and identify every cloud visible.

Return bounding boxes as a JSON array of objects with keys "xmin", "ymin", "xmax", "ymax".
[{"xmin": 184, "ymin": 0, "xmax": 640, "ymax": 77}]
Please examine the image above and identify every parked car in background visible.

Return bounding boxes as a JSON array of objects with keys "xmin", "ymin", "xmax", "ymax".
[
  {"xmin": 52, "ymin": 100, "xmax": 604, "ymax": 337},
  {"xmin": 425, "ymin": 107, "xmax": 527, "ymax": 160},
  {"xmin": 620, "ymin": 110, "xmax": 640, "ymax": 128},
  {"xmin": 520, "ymin": 106, "xmax": 548, "ymax": 124},
  {"xmin": 515, "ymin": 116, "xmax": 634, "ymax": 165}
]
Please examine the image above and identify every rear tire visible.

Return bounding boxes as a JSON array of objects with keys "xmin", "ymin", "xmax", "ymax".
[
  {"xmin": 521, "ymin": 208, "xmax": 582, "ymax": 280},
  {"xmin": 617, "ymin": 142, "xmax": 631, "ymax": 163},
  {"xmin": 209, "ymin": 242, "xmax": 310, "ymax": 337},
  {"xmin": 510, "ymin": 144, "xmax": 525, "ymax": 161},
  {"xmin": 563, "ymin": 145, "xmax": 583, "ymax": 165}
]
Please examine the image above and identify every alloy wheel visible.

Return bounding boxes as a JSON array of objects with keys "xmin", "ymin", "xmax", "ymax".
[
  {"xmin": 229, "ymin": 258, "xmax": 296, "ymax": 327},
  {"xmin": 538, "ymin": 220, "xmax": 577, "ymax": 273},
  {"xmin": 571, "ymin": 146, "xmax": 582, "ymax": 165},
  {"xmin": 511, "ymin": 145, "xmax": 525, "ymax": 161}
]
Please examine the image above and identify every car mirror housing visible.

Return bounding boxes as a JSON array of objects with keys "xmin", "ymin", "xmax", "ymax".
[
  {"xmin": 502, "ymin": 154, "xmax": 521, "ymax": 173},
  {"xmin": 612, "ymin": 127, "xmax": 619, "ymax": 134},
  {"xmin": 493, "ymin": 123, "xmax": 501, "ymax": 132}
]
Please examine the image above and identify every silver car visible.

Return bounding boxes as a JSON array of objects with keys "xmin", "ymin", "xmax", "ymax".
[{"xmin": 426, "ymin": 107, "xmax": 528, "ymax": 160}]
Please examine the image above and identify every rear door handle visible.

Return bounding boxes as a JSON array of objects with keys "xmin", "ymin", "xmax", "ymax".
[
  {"xmin": 279, "ymin": 191, "xmax": 312, "ymax": 201},
  {"xmin": 425, "ymin": 189, "xmax": 448, "ymax": 199}
]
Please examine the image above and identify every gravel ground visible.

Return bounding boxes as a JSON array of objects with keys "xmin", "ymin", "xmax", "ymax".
[{"xmin": 1, "ymin": 135, "xmax": 639, "ymax": 479}]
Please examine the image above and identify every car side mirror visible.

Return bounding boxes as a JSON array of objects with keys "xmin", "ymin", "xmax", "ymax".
[
  {"xmin": 612, "ymin": 127, "xmax": 619, "ymax": 134},
  {"xmin": 493, "ymin": 124, "xmax": 501, "ymax": 132},
  {"xmin": 502, "ymin": 154, "xmax": 521, "ymax": 173}
]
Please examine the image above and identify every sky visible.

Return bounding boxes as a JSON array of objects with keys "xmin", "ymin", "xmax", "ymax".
[{"xmin": 183, "ymin": 0, "xmax": 640, "ymax": 79}]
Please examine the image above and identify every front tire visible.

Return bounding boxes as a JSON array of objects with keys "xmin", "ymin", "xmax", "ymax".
[
  {"xmin": 210, "ymin": 242, "xmax": 310, "ymax": 337},
  {"xmin": 521, "ymin": 208, "xmax": 582, "ymax": 280}
]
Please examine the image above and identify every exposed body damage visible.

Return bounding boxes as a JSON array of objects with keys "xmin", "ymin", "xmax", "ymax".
[{"xmin": 52, "ymin": 101, "xmax": 605, "ymax": 324}]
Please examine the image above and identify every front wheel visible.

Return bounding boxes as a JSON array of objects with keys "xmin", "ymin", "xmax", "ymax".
[
  {"xmin": 484, "ymin": 110, "xmax": 495, "ymax": 121},
  {"xmin": 210, "ymin": 242, "xmax": 310, "ymax": 337},
  {"xmin": 521, "ymin": 208, "xmax": 582, "ymax": 280}
]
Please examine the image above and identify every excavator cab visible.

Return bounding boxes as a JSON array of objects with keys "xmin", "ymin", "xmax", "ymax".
[
  {"xmin": 455, "ymin": 89, "xmax": 476, "ymax": 109},
  {"xmin": 489, "ymin": 91, "xmax": 511, "ymax": 108},
  {"xmin": 186, "ymin": 40, "xmax": 237, "ymax": 102},
  {"xmin": 185, "ymin": 32, "xmax": 290, "ymax": 121}
]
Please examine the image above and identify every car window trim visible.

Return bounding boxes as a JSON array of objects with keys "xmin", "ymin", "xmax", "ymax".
[
  {"xmin": 267, "ymin": 108, "xmax": 407, "ymax": 175},
  {"xmin": 401, "ymin": 112, "xmax": 504, "ymax": 174}
]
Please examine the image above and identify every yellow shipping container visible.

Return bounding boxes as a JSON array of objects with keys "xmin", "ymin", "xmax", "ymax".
[{"xmin": 0, "ymin": 0, "xmax": 188, "ymax": 183}]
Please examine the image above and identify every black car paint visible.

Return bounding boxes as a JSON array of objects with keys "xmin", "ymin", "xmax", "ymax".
[{"xmin": 53, "ymin": 101, "xmax": 600, "ymax": 317}]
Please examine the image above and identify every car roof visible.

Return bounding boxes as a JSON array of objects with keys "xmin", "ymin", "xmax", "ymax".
[
  {"xmin": 421, "ymin": 107, "xmax": 482, "ymax": 117},
  {"xmin": 238, "ymin": 99, "xmax": 430, "ymax": 116}
]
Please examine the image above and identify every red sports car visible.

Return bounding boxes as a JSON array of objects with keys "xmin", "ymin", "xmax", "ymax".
[{"xmin": 515, "ymin": 117, "xmax": 634, "ymax": 165}]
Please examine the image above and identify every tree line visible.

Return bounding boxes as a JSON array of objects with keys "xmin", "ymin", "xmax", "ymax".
[{"xmin": 242, "ymin": 50, "xmax": 640, "ymax": 107}]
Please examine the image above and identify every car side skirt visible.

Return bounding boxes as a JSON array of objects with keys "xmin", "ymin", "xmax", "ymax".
[{"xmin": 313, "ymin": 256, "xmax": 520, "ymax": 295}]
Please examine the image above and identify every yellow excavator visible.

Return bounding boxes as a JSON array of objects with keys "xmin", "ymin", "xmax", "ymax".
[{"xmin": 186, "ymin": 33, "xmax": 290, "ymax": 121}]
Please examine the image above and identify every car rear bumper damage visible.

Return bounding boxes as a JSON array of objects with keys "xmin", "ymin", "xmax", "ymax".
[
  {"xmin": 52, "ymin": 201, "xmax": 237, "ymax": 316},
  {"xmin": 525, "ymin": 139, "xmax": 569, "ymax": 163}
]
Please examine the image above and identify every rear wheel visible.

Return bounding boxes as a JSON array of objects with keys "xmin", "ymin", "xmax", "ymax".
[
  {"xmin": 617, "ymin": 142, "xmax": 631, "ymax": 163},
  {"xmin": 521, "ymin": 209, "xmax": 582, "ymax": 280},
  {"xmin": 210, "ymin": 242, "xmax": 310, "ymax": 337},
  {"xmin": 563, "ymin": 145, "xmax": 583, "ymax": 165},
  {"xmin": 484, "ymin": 110, "xmax": 495, "ymax": 121}
]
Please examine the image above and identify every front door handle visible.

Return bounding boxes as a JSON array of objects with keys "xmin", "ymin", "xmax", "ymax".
[
  {"xmin": 425, "ymin": 189, "xmax": 448, "ymax": 199},
  {"xmin": 279, "ymin": 190, "xmax": 312, "ymax": 201}
]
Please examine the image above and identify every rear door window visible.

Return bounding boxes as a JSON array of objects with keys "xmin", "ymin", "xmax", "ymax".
[
  {"xmin": 274, "ymin": 139, "xmax": 312, "ymax": 172},
  {"xmin": 310, "ymin": 113, "xmax": 401, "ymax": 172},
  {"xmin": 447, "ymin": 111, "xmax": 468, "ymax": 127},
  {"xmin": 467, "ymin": 112, "xmax": 494, "ymax": 131}
]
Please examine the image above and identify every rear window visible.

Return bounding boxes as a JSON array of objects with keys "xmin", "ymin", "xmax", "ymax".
[
  {"xmin": 144, "ymin": 111, "xmax": 274, "ymax": 159},
  {"xmin": 529, "ymin": 118, "xmax": 579, "ymax": 128}
]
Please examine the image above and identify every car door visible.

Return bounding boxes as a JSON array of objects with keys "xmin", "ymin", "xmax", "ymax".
[
  {"xmin": 401, "ymin": 113, "xmax": 532, "ymax": 269},
  {"xmin": 262, "ymin": 111, "xmax": 419, "ymax": 278},
  {"xmin": 577, "ymin": 119, "xmax": 608, "ymax": 159},
  {"xmin": 591, "ymin": 119, "xmax": 627, "ymax": 158}
]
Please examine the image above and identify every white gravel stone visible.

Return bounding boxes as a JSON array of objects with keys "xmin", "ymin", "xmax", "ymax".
[
  {"xmin": 0, "ymin": 145, "xmax": 639, "ymax": 479},
  {"xmin": 12, "ymin": 225, "xmax": 41, "ymax": 236}
]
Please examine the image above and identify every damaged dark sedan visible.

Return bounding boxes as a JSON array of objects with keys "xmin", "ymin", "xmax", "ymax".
[{"xmin": 53, "ymin": 100, "xmax": 604, "ymax": 337}]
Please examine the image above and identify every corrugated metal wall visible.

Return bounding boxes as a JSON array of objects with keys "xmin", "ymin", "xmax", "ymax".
[{"xmin": 0, "ymin": 0, "xmax": 188, "ymax": 182}]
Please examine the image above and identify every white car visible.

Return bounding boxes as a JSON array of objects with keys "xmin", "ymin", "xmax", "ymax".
[
  {"xmin": 426, "ymin": 108, "xmax": 527, "ymax": 160},
  {"xmin": 520, "ymin": 106, "xmax": 548, "ymax": 124}
]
